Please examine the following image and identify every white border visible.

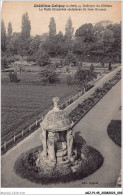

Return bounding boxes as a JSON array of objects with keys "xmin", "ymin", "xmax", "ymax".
[{"xmin": 0, "ymin": 0, "xmax": 122, "ymax": 194}]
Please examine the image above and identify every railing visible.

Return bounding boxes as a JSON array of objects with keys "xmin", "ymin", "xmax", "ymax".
[
  {"xmin": 1, "ymin": 117, "xmax": 43, "ymax": 154},
  {"xmin": 60, "ymin": 90, "xmax": 84, "ymax": 109}
]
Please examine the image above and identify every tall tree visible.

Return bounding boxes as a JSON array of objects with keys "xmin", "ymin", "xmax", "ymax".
[
  {"xmin": 21, "ymin": 12, "xmax": 31, "ymax": 39},
  {"xmin": 49, "ymin": 17, "xmax": 56, "ymax": 38},
  {"xmin": 75, "ymin": 23, "xmax": 95, "ymax": 43},
  {"xmin": 8, "ymin": 22, "xmax": 12, "ymax": 37},
  {"xmin": 1, "ymin": 20, "xmax": 7, "ymax": 52},
  {"xmin": 74, "ymin": 23, "xmax": 95, "ymax": 55},
  {"xmin": 65, "ymin": 17, "xmax": 74, "ymax": 39}
]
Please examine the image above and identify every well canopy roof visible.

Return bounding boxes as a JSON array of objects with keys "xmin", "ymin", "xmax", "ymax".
[{"xmin": 41, "ymin": 97, "xmax": 73, "ymax": 131}]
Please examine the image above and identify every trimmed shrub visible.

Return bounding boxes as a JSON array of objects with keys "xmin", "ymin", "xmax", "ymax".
[
  {"xmin": 9, "ymin": 72, "xmax": 19, "ymax": 82},
  {"xmin": 1, "ymin": 56, "xmax": 8, "ymax": 69},
  {"xmin": 66, "ymin": 75, "xmax": 74, "ymax": 85}
]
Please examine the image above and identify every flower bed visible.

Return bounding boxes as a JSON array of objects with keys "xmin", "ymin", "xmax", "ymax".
[
  {"xmin": 69, "ymin": 71, "xmax": 121, "ymax": 125},
  {"xmin": 14, "ymin": 144, "xmax": 103, "ymax": 184}
]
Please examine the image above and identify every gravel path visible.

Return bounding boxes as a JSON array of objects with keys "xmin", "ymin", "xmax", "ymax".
[{"xmin": 1, "ymin": 81, "xmax": 121, "ymax": 188}]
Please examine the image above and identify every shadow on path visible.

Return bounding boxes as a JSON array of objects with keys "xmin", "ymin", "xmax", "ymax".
[{"xmin": 74, "ymin": 131, "xmax": 86, "ymax": 158}]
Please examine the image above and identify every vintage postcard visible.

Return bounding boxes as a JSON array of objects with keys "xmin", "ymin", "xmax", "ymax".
[{"xmin": 1, "ymin": 0, "xmax": 122, "ymax": 194}]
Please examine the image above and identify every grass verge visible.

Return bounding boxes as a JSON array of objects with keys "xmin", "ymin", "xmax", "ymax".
[{"xmin": 107, "ymin": 120, "xmax": 121, "ymax": 147}]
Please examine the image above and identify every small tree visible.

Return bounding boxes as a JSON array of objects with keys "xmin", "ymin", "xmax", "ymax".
[
  {"xmin": 108, "ymin": 61, "xmax": 112, "ymax": 71},
  {"xmin": 90, "ymin": 64, "xmax": 94, "ymax": 72}
]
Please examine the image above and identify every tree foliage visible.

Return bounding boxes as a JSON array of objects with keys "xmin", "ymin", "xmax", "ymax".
[
  {"xmin": 65, "ymin": 17, "xmax": 74, "ymax": 40},
  {"xmin": 1, "ymin": 56, "xmax": 8, "ymax": 69},
  {"xmin": 42, "ymin": 31, "xmax": 69, "ymax": 56},
  {"xmin": 65, "ymin": 52, "xmax": 77, "ymax": 65},
  {"xmin": 6, "ymin": 33, "xmax": 21, "ymax": 55},
  {"xmin": 29, "ymin": 35, "xmax": 42, "ymax": 55},
  {"xmin": 75, "ymin": 23, "xmax": 95, "ymax": 43},
  {"xmin": 74, "ymin": 20, "xmax": 121, "ymax": 63},
  {"xmin": 90, "ymin": 64, "xmax": 94, "ymax": 72},
  {"xmin": 8, "ymin": 22, "xmax": 12, "ymax": 37},
  {"xmin": 35, "ymin": 48, "xmax": 50, "ymax": 66},
  {"xmin": 49, "ymin": 17, "xmax": 56, "ymax": 38},
  {"xmin": 1, "ymin": 20, "xmax": 7, "ymax": 52},
  {"xmin": 1, "ymin": 16, "xmax": 121, "ymax": 66},
  {"xmin": 9, "ymin": 72, "xmax": 19, "ymax": 82},
  {"xmin": 44, "ymin": 70, "xmax": 58, "ymax": 83},
  {"xmin": 74, "ymin": 69, "xmax": 97, "ymax": 90},
  {"xmin": 21, "ymin": 12, "xmax": 31, "ymax": 40}
]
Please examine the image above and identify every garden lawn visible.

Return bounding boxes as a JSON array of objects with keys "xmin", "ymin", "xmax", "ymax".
[
  {"xmin": 1, "ymin": 83, "xmax": 79, "ymax": 144},
  {"xmin": 107, "ymin": 120, "xmax": 121, "ymax": 147}
]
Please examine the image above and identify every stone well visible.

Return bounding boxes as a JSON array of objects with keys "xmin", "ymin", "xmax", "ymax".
[
  {"xmin": 14, "ymin": 97, "xmax": 104, "ymax": 184},
  {"xmin": 36, "ymin": 97, "xmax": 76, "ymax": 168}
]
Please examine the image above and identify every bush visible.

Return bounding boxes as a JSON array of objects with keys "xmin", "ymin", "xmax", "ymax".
[
  {"xmin": 61, "ymin": 103, "xmax": 66, "ymax": 109},
  {"xmin": 9, "ymin": 72, "xmax": 19, "ymax": 82},
  {"xmin": 90, "ymin": 64, "xmax": 94, "ymax": 72},
  {"xmin": 42, "ymin": 69, "xmax": 58, "ymax": 84},
  {"xmin": 66, "ymin": 75, "xmax": 73, "ymax": 85},
  {"xmin": 7, "ymin": 56, "xmax": 15, "ymax": 64},
  {"xmin": 48, "ymin": 71, "xmax": 58, "ymax": 83},
  {"xmin": 86, "ymin": 84, "xmax": 94, "ymax": 91},
  {"xmin": 74, "ymin": 69, "xmax": 96, "ymax": 86},
  {"xmin": 65, "ymin": 52, "xmax": 77, "ymax": 66},
  {"xmin": 13, "ymin": 55, "xmax": 21, "ymax": 61},
  {"xmin": 35, "ymin": 49, "xmax": 50, "ymax": 66},
  {"xmin": 1, "ymin": 56, "xmax": 8, "ymax": 69},
  {"xmin": 95, "ymin": 87, "xmax": 102, "ymax": 93},
  {"xmin": 66, "ymin": 66, "xmax": 70, "ymax": 73},
  {"xmin": 108, "ymin": 61, "xmax": 112, "ymax": 71},
  {"xmin": 26, "ymin": 55, "xmax": 36, "ymax": 62}
]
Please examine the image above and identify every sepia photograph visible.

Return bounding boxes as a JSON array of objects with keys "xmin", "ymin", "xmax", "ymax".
[{"xmin": 1, "ymin": 0, "xmax": 122, "ymax": 192}]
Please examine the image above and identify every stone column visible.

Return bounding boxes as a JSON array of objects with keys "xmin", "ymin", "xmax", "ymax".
[
  {"xmin": 67, "ymin": 129, "xmax": 73, "ymax": 159},
  {"xmin": 48, "ymin": 132, "xmax": 56, "ymax": 162},
  {"xmin": 40, "ymin": 128, "xmax": 47, "ymax": 157}
]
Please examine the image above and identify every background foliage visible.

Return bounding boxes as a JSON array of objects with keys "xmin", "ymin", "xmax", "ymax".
[{"xmin": 1, "ymin": 13, "xmax": 121, "ymax": 69}]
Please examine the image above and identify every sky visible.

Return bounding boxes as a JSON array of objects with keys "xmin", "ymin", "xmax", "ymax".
[{"xmin": 1, "ymin": 1, "xmax": 121, "ymax": 36}]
